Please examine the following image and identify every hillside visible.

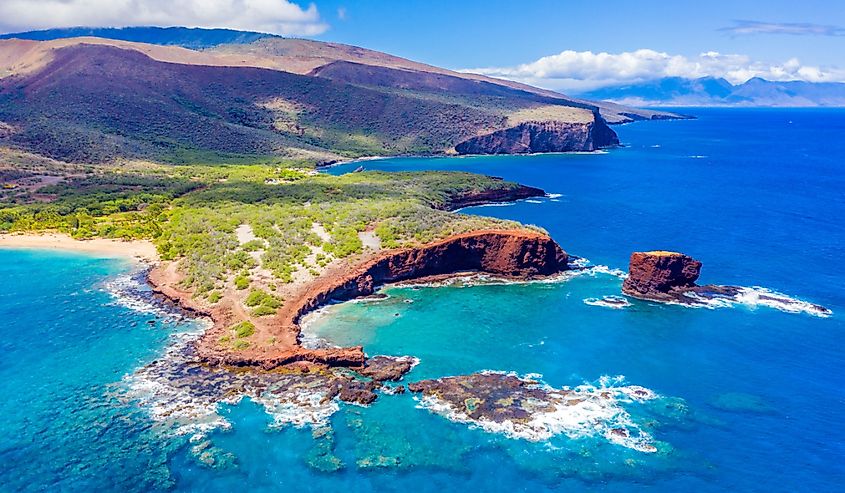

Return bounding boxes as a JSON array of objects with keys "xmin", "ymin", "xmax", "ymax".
[
  {"xmin": 205, "ymin": 36, "xmax": 679, "ymax": 123},
  {"xmin": 579, "ymin": 76, "xmax": 845, "ymax": 107},
  {"xmin": 0, "ymin": 29, "xmax": 681, "ymax": 164}
]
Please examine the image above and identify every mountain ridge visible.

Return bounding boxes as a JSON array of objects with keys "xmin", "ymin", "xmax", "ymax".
[
  {"xmin": 578, "ymin": 76, "xmax": 845, "ymax": 107},
  {"xmin": 0, "ymin": 28, "xmax": 682, "ymax": 164}
]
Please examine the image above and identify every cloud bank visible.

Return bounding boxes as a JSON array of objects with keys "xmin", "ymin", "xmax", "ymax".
[
  {"xmin": 464, "ymin": 49, "xmax": 845, "ymax": 92},
  {"xmin": 720, "ymin": 20, "xmax": 845, "ymax": 37},
  {"xmin": 0, "ymin": 0, "xmax": 328, "ymax": 36}
]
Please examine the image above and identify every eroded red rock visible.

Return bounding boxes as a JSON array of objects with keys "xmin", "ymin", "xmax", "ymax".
[{"xmin": 622, "ymin": 251, "xmax": 702, "ymax": 302}]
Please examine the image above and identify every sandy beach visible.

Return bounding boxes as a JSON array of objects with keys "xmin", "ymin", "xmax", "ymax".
[{"xmin": 0, "ymin": 233, "xmax": 159, "ymax": 262}]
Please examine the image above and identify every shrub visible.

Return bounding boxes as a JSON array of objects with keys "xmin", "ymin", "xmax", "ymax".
[
  {"xmin": 233, "ymin": 339, "xmax": 250, "ymax": 350},
  {"xmin": 207, "ymin": 291, "xmax": 222, "ymax": 303},
  {"xmin": 241, "ymin": 239, "xmax": 265, "ymax": 252},
  {"xmin": 234, "ymin": 274, "xmax": 250, "ymax": 290},
  {"xmin": 231, "ymin": 321, "xmax": 255, "ymax": 338},
  {"xmin": 244, "ymin": 289, "xmax": 274, "ymax": 307},
  {"xmin": 252, "ymin": 305, "xmax": 278, "ymax": 317}
]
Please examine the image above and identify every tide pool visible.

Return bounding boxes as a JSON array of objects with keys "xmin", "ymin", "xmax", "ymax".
[{"xmin": 2, "ymin": 108, "xmax": 843, "ymax": 492}]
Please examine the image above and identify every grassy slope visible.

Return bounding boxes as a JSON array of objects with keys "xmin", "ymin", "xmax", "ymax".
[{"xmin": 0, "ymin": 43, "xmax": 606, "ymax": 164}]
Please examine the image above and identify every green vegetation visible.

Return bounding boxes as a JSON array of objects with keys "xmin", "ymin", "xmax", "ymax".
[
  {"xmin": 234, "ymin": 274, "xmax": 250, "ymax": 290},
  {"xmin": 252, "ymin": 305, "xmax": 278, "ymax": 317},
  {"xmin": 231, "ymin": 321, "xmax": 256, "ymax": 338},
  {"xmin": 245, "ymin": 289, "xmax": 282, "ymax": 316},
  {"xmin": 0, "ymin": 155, "xmax": 541, "ymax": 295}
]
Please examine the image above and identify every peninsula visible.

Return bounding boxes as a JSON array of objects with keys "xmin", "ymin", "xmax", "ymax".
[
  {"xmin": 0, "ymin": 148, "xmax": 570, "ymax": 375},
  {"xmin": 0, "ymin": 28, "xmax": 676, "ymax": 376}
]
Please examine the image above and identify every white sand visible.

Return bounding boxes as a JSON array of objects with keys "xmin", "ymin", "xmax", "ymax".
[{"xmin": 0, "ymin": 233, "xmax": 159, "ymax": 262}]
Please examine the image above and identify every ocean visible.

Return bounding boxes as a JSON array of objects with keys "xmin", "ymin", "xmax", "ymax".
[{"xmin": 1, "ymin": 108, "xmax": 843, "ymax": 492}]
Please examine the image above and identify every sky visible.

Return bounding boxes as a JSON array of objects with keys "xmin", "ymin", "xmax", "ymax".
[{"xmin": 1, "ymin": 0, "xmax": 844, "ymax": 91}]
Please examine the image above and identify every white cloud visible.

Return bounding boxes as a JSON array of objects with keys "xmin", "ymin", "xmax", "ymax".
[
  {"xmin": 720, "ymin": 20, "xmax": 845, "ymax": 37},
  {"xmin": 0, "ymin": 0, "xmax": 329, "ymax": 36},
  {"xmin": 464, "ymin": 49, "xmax": 845, "ymax": 92}
]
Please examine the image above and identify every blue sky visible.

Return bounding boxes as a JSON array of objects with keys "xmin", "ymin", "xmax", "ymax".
[
  {"xmin": 315, "ymin": 1, "xmax": 845, "ymax": 70},
  {"xmin": 2, "ymin": 0, "xmax": 844, "ymax": 90}
]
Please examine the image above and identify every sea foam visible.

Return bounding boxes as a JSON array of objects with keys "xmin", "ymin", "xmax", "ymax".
[
  {"xmin": 682, "ymin": 286, "xmax": 832, "ymax": 318},
  {"xmin": 584, "ymin": 295, "xmax": 632, "ymax": 309},
  {"xmin": 413, "ymin": 371, "xmax": 665, "ymax": 453},
  {"xmin": 101, "ymin": 270, "xmax": 180, "ymax": 320}
]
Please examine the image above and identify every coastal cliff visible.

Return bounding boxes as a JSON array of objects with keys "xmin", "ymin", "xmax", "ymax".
[
  {"xmin": 622, "ymin": 251, "xmax": 702, "ymax": 302},
  {"xmin": 184, "ymin": 229, "xmax": 568, "ymax": 369},
  {"xmin": 454, "ymin": 116, "xmax": 619, "ymax": 155},
  {"xmin": 439, "ymin": 183, "xmax": 545, "ymax": 210}
]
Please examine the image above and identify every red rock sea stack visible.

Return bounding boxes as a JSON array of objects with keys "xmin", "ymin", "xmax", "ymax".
[{"xmin": 622, "ymin": 251, "xmax": 702, "ymax": 301}]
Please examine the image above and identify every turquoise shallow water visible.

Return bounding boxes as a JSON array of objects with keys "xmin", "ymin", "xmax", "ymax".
[{"xmin": 2, "ymin": 109, "xmax": 844, "ymax": 492}]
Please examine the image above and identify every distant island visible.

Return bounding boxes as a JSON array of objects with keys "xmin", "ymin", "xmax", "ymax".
[{"xmin": 576, "ymin": 76, "xmax": 845, "ymax": 107}]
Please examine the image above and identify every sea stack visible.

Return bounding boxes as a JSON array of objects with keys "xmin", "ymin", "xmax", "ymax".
[{"xmin": 622, "ymin": 251, "xmax": 702, "ymax": 302}]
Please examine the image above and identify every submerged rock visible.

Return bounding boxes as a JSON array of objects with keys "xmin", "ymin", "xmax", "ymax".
[{"xmin": 408, "ymin": 371, "xmax": 663, "ymax": 453}]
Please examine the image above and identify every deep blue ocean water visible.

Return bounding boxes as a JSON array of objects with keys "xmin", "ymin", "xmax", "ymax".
[{"xmin": 1, "ymin": 109, "xmax": 843, "ymax": 492}]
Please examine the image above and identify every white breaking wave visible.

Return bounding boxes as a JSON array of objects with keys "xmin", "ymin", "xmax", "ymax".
[
  {"xmin": 253, "ymin": 390, "xmax": 340, "ymax": 430},
  {"xmin": 584, "ymin": 296, "xmax": 632, "ymax": 309},
  {"xmin": 414, "ymin": 372, "xmax": 663, "ymax": 453},
  {"xmin": 585, "ymin": 264, "xmax": 628, "ymax": 278},
  {"xmin": 124, "ymin": 367, "xmax": 232, "ymax": 438},
  {"xmin": 101, "ymin": 270, "xmax": 185, "ymax": 321},
  {"xmin": 684, "ymin": 286, "xmax": 832, "ymax": 318}
]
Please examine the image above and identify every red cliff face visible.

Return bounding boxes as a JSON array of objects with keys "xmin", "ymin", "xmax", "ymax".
[
  {"xmin": 454, "ymin": 117, "xmax": 619, "ymax": 155},
  {"xmin": 194, "ymin": 230, "xmax": 568, "ymax": 369},
  {"xmin": 622, "ymin": 251, "xmax": 702, "ymax": 301},
  {"xmin": 282, "ymin": 230, "xmax": 568, "ymax": 331}
]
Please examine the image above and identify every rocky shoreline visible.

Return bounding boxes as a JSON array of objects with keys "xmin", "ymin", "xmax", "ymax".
[
  {"xmin": 146, "ymin": 185, "xmax": 569, "ymax": 377},
  {"xmin": 149, "ymin": 229, "xmax": 569, "ymax": 373}
]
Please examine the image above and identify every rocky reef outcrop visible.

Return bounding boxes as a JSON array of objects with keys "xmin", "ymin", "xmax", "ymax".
[
  {"xmin": 408, "ymin": 371, "xmax": 661, "ymax": 451},
  {"xmin": 357, "ymin": 356, "xmax": 416, "ymax": 382},
  {"xmin": 454, "ymin": 116, "xmax": 619, "ymax": 155},
  {"xmin": 622, "ymin": 251, "xmax": 703, "ymax": 302}
]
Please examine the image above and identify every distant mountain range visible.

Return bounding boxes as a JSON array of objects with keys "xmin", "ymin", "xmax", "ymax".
[
  {"xmin": 0, "ymin": 27, "xmax": 679, "ymax": 164},
  {"xmin": 577, "ymin": 77, "xmax": 845, "ymax": 107}
]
